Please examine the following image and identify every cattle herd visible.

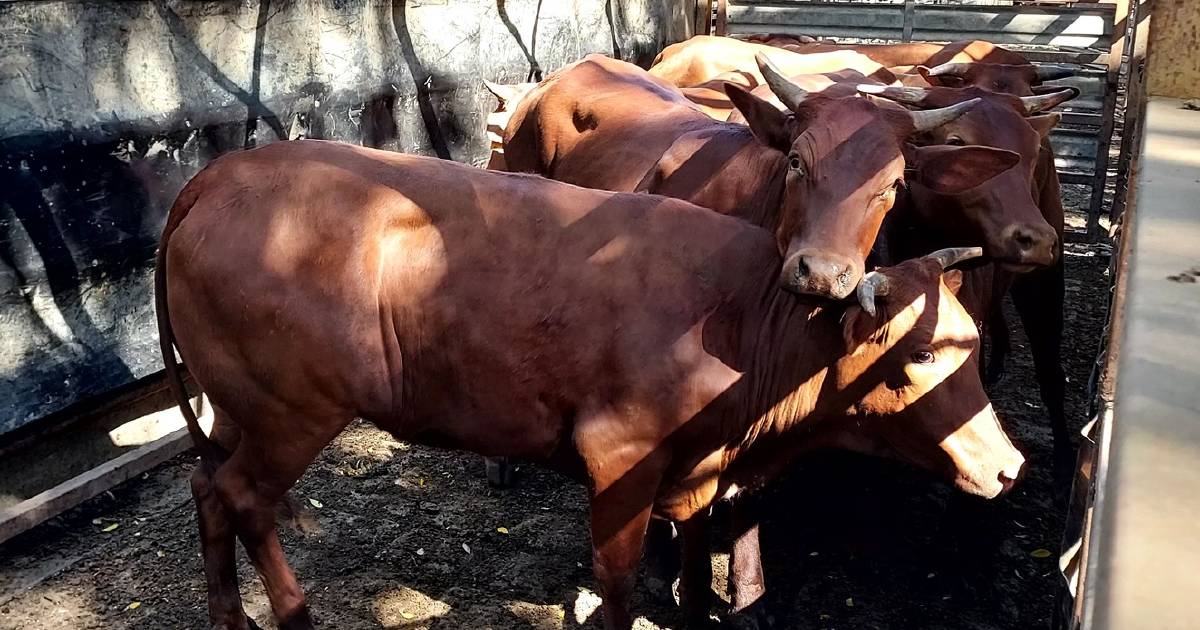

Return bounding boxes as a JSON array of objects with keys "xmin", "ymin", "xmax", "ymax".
[{"xmin": 155, "ymin": 33, "xmax": 1080, "ymax": 630}]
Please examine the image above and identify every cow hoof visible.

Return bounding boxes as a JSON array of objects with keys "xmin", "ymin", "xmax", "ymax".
[
  {"xmin": 484, "ymin": 457, "xmax": 516, "ymax": 488},
  {"xmin": 722, "ymin": 600, "xmax": 774, "ymax": 630}
]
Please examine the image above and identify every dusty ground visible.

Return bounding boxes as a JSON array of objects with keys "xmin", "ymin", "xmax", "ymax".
[{"xmin": 0, "ymin": 208, "xmax": 1110, "ymax": 630}]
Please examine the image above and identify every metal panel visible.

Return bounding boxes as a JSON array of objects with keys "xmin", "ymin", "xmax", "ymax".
[
  {"xmin": 727, "ymin": 3, "xmax": 906, "ymax": 39},
  {"xmin": 913, "ymin": 6, "xmax": 1113, "ymax": 48}
]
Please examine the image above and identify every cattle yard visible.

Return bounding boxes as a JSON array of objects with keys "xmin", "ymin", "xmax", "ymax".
[{"xmin": 0, "ymin": 1, "xmax": 1192, "ymax": 630}]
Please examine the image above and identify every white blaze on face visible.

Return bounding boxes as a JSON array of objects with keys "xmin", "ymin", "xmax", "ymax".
[{"xmin": 940, "ymin": 403, "xmax": 1025, "ymax": 498}]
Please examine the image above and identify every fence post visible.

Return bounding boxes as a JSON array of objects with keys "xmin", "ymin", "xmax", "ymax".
[
  {"xmin": 1110, "ymin": 0, "xmax": 1151, "ymax": 225},
  {"xmin": 902, "ymin": 0, "xmax": 915, "ymax": 43}
]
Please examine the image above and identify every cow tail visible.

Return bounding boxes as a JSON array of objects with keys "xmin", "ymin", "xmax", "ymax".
[{"xmin": 155, "ymin": 179, "xmax": 226, "ymax": 463}]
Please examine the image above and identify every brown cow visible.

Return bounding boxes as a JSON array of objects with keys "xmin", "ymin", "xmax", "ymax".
[
  {"xmin": 734, "ymin": 36, "xmax": 1076, "ymax": 453},
  {"xmin": 648, "ymin": 35, "xmax": 897, "ymax": 88},
  {"xmin": 868, "ymin": 85, "xmax": 1077, "ymax": 463},
  {"xmin": 744, "ymin": 35, "xmax": 1074, "ymax": 95},
  {"xmin": 158, "ymin": 139, "xmax": 1024, "ymax": 630},
  {"xmin": 701, "ymin": 83, "xmax": 1076, "ymax": 624},
  {"xmin": 860, "ymin": 84, "xmax": 1075, "ymax": 268},
  {"xmin": 501, "ymin": 53, "xmax": 1017, "ymax": 299}
]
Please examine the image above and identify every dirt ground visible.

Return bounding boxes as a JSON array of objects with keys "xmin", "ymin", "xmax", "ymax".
[{"xmin": 0, "ymin": 203, "xmax": 1110, "ymax": 630}]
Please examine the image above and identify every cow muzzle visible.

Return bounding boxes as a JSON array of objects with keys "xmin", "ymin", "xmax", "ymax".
[
  {"xmin": 997, "ymin": 222, "xmax": 1058, "ymax": 270},
  {"xmin": 780, "ymin": 249, "xmax": 862, "ymax": 300},
  {"xmin": 941, "ymin": 404, "xmax": 1026, "ymax": 499}
]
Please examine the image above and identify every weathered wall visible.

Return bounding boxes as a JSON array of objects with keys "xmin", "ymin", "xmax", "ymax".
[
  {"xmin": 1146, "ymin": 0, "xmax": 1200, "ymax": 98},
  {"xmin": 0, "ymin": 0, "xmax": 695, "ymax": 436}
]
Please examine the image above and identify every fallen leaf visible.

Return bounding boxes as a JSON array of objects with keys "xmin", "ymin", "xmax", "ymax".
[
  {"xmin": 156, "ymin": 551, "xmax": 164, "ymax": 558},
  {"xmin": 308, "ymin": 498, "xmax": 323, "ymax": 509},
  {"xmin": 496, "ymin": 527, "xmax": 509, "ymax": 534},
  {"xmin": 102, "ymin": 522, "xmax": 119, "ymax": 532},
  {"xmin": 462, "ymin": 543, "xmax": 471, "ymax": 554},
  {"xmin": 418, "ymin": 478, "xmax": 426, "ymax": 487},
  {"xmin": 400, "ymin": 611, "xmax": 415, "ymax": 620},
  {"xmin": 1031, "ymin": 548, "xmax": 1053, "ymax": 558},
  {"xmin": 126, "ymin": 601, "xmax": 141, "ymax": 611},
  {"xmin": 845, "ymin": 597, "xmax": 854, "ymax": 607},
  {"xmin": 416, "ymin": 548, "xmax": 425, "ymax": 556},
  {"xmin": 91, "ymin": 518, "xmax": 103, "ymax": 525}
]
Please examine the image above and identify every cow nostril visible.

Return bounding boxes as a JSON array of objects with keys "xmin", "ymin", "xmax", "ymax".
[
  {"xmin": 1014, "ymin": 232, "xmax": 1035, "ymax": 250},
  {"xmin": 794, "ymin": 258, "xmax": 811, "ymax": 280}
]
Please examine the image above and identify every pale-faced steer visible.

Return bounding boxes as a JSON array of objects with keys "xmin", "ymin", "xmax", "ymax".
[{"xmin": 157, "ymin": 140, "xmax": 1024, "ymax": 630}]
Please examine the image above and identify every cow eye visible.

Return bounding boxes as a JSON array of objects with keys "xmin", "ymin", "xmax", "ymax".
[
  {"xmin": 788, "ymin": 154, "xmax": 804, "ymax": 174},
  {"xmin": 911, "ymin": 349, "xmax": 935, "ymax": 364},
  {"xmin": 946, "ymin": 136, "xmax": 966, "ymax": 146}
]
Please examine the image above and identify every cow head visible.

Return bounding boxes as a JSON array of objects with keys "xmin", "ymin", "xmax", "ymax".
[
  {"xmin": 723, "ymin": 54, "xmax": 1018, "ymax": 299},
  {"xmin": 834, "ymin": 247, "xmax": 1024, "ymax": 498},
  {"xmin": 861, "ymin": 84, "xmax": 1076, "ymax": 270},
  {"xmin": 918, "ymin": 62, "xmax": 1075, "ymax": 96}
]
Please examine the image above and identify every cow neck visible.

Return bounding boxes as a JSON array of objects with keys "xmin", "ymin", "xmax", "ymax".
[
  {"xmin": 719, "ymin": 287, "xmax": 854, "ymax": 486},
  {"xmin": 689, "ymin": 127, "xmax": 789, "ymax": 231}
]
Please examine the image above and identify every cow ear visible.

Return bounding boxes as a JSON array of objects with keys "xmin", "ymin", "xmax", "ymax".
[
  {"xmin": 724, "ymin": 83, "xmax": 793, "ymax": 151},
  {"xmin": 942, "ymin": 269, "xmax": 964, "ymax": 295},
  {"xmin": 915, "ymin": 65, "xmax": 943, "ymax": 87},
  {"xmin": 1026, "ymin": 113, "xmax": 1061, "ymax": 139},
  {"xmin": 909, "ymin": 145, "xmax": 1020, "ymax": 194}
]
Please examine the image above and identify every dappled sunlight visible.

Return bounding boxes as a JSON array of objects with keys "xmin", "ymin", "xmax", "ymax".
[{"xmin": 371, "ymin": 586, "xmax": 451, "ymax": 628}]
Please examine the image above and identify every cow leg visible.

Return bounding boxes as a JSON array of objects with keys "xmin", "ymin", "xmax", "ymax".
[
  {"xmin": 726, "ymin": 497, "xmax": 772, "ymax": 630},
  {"xmin": 985, "ymin": 302, "xmax": 1011, "ymax": 386},
  {"xmin": 191, "ymin": 407, "xmax": 260, "ymax": 630},
  {"xmin": 642, "ymin": 519, "xmax": 681, "ymax": 604},
  {"xmin": 1011, "ymin": 262, "xmax": 1072, "ymax": 477},
  {"xmin": 484, "ymin": 456, "xmax": 516, "ymax": 488},
  {"xmin": 193, "ymin": 458, "xmax": 260, "ymax": 630},
  {"xmin": 213, "ymin": 411, "xmax": 350, "ymax": 630},
  {"xmin": 677, "ymin": 514, "xmax": 715, "ymax": 627}
]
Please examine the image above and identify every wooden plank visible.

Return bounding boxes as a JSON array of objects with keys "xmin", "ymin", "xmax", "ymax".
[{"xmin": 0, "ymin": 428, "xmax": 194, "ymax": 544}]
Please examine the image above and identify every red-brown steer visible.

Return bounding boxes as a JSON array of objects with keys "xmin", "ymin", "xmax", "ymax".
[
  {"xmin": 501, "ymin": 53, "xmax": 1017, "ymax": 300},
  {"xmin": 158, "ymin": 140, "xmax": 1024, "ymax": 630}
]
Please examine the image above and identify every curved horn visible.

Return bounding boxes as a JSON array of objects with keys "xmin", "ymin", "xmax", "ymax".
[
  {"xmin": 1019, "ymin": 88, "xmax": 1078, "ymax": 115},
  {"xmin": 909, "ymin": 97, "xmax": 981, "ymax": 132},
  {"xmin": 925, "ymin": 62, "xmax": 973, "ymax": 78},
  {"xmin": 1034, "ymin": 64, "xmax": 1075, "ymax": 82},
  {"xmin": 755, "ymin": 52, "xmax": 808, "ymax": 111},
  {"xmin": 856, "ymin": 271, "xmax": 891, "ymax": 317},
  {"xmin": 483, "ymin": 80, "xmax": 517, "ymax": 105},
  {"xmin": 928, "ymin": 246, "xmax": 983, "ymax": 270},
  {"xmin": 857, "ymin": 84, "xmax": 929, "ymax": 106}
]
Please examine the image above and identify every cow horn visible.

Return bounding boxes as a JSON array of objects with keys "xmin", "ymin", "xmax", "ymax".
[
  {"xmin": 1019, "ymin": 88, "xmax": 1078, "ymax": 115},
  {"xmin": 755, "ymin": 52, "xmax": 808, "ymax": 111},
  {"xmin": 856, "ymin": 271, "xmax": 891, "ymax": 317},
  {"xmin": 1034, "ymin": 65, "xmax": 1075, "ymax": 82},
  {"xmin": 857, "ymin": 84, "xmax": 929, "ymax": 106},
  {"xmin": 928, "ymin": 246, "xmax": 983, "ymax": 270},
  {"xmin": 925, "ymin": 62, "xmax": 972, "ymax": 78},
  {"xmin": 483, "ymin": 80, "xmax": 517, "ymax": 105},
  {"xmin": 909, "ymin": 97, "xmax": 981, "ymax": 132}
]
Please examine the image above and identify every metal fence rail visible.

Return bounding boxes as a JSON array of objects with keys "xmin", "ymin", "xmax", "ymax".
[{"xmin": 718, "ymin": 0, "xmax": 1125, "ymax": 241}]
